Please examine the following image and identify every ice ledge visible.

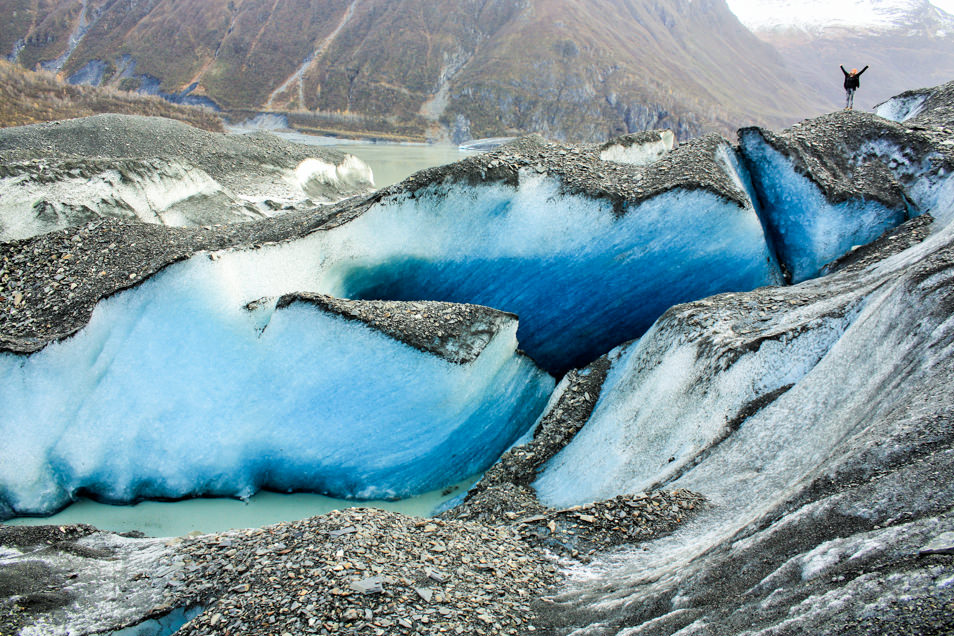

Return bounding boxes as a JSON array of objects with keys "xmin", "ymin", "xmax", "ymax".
[{"xmin": 270, "ymin": 294, "xmax": 517, "ymax": 365}]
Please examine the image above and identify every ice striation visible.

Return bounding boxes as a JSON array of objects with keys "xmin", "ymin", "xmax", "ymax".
[
  {"xmin": 530, "ymin": 213, "xmax": 954, "ymax": 634},
  {"xmin": 323, "ymin": 133, "xmax": 783, "ymax": 373},
  {"xmin": 0, "ymin": 114, "xmax": 375, "ymax": 241}
]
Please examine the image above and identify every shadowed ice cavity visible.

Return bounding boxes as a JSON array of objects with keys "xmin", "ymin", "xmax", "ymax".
[
  {"xmin": 323, "ymin": 172, "xmax": 783, "ymax": 374},
  {"xmin": 0, "ymin": 256, "xmax": 553, "ymax": 516}
]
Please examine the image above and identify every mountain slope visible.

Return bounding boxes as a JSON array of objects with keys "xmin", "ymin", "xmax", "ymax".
[
  {"xmin": 0, "ymin": 59, "xmax": 223, "ymax": 130},
  {"xmin": 2, "ymin": 0, "xmax": 828, "ymax": 142},
  {"xmin": 728, "ymin": 0, "xmax": 954, "ymax": 110}
]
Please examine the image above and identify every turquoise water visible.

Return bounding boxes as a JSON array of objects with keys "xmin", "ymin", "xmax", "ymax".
[
  {"xmin": 3, "ymin": 477, "xmax": 476, "ymax": 538},
  {"xmin": 271, "ymin": 132, "xmax": 478, "ymax": 187}
]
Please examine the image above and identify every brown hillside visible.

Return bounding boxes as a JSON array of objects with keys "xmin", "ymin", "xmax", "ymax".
[
  {"xmin": 1, "ymin": 0, "xmax": 828, "ymax": 142},
  {"xmin": 0, "ymin": 59, "xmax": 224, "ymax": 131}
]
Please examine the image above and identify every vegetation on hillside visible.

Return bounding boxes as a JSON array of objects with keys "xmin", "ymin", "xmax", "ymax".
[{"xmin": 0, "ymin": 60, "xmax": 224, "ymax": 131}]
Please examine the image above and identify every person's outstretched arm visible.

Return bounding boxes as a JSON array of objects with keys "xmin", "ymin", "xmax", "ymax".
[
  {"xmin": 858, "ymin": 65, "xmax": 869, "ymax": 76},
  {"xmin": 841, "ymin": 65, "xmax": 849, "ymax": 77}
]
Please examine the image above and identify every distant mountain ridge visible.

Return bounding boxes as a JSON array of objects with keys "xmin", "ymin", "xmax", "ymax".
[
  {"xmin": 727, "ymin": 0, "xmax": 954, "ymax": 110},
  {"xmin": 1, "ymin": 0, "xmax": 828, "ymax": 142}
]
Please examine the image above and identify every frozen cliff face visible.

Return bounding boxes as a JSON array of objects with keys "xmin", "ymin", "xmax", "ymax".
[
  {"xmin": 739, "ymin": 111, "xmax": 954, "ymax": 281},
  {"xmin": 0, "ymin": 281, "xmax": 552, "ymax": 514},
  {"xmin": 323, "ymin": 133, "xmax": 782, "ymax": 373},
  {"xmin": 0, "ymin": 114, "xmax": 375, "ymax": 241}
]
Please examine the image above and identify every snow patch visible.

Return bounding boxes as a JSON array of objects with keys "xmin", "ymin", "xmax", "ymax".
[{"xmin": 727, "ymin": 0, "xmax": 936, "ymax": 35}]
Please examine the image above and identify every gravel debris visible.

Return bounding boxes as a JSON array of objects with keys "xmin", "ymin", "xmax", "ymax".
[{"xmin": 170, "ymin": 509, "xmax": 561, "ymax": 636}]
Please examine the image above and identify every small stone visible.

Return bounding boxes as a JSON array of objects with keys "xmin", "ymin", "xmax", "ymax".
[
  {"xmin": 919, "ymin": 531, "xmax": 954, "ymax": 556},
  {"xmin": 351, "ymin": 576, "xmax": 385, "ymax": 594}
]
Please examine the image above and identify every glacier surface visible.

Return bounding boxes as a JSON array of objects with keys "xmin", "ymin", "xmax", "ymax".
[
  {"xmin": 531, "ymin": 212, "xmax": 954, "ymax": 633},
  {"xmin": 3, "ymin": 111, "xmax": 950, "ymax": 526}
]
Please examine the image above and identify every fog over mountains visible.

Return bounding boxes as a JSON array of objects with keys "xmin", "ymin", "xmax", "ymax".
[{"xmin": 2, "ymin": 0, "xmax": 829, "ymax": 142}]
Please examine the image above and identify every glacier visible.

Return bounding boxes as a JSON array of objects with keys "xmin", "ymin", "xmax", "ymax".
[
  {"xmin": 527, "ymin": 210, "xmax": 954, "ymax": 634},
  {"xmin": 0, "ymin": 115, "xmax": 376, "ymax": 241},
  {"xmin": 4, "ymin": 113, "xmax": 945, "ymax": 519},
  {"xmin": 3, "ymin": 83, "xmax": 954, "ymax": 635},
  {"xmin": 323, "ymin": 173, "xmax": 781, "ymax": 373}
]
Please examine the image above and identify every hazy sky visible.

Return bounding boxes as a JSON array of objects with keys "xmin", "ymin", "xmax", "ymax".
[{"xmin": 727, "ymin": 0, "xmax": 954, "ymax": 32}]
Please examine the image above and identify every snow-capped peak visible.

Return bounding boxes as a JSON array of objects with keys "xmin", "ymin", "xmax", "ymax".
[{"xmin": 726, "ymin": 0, "xmax": 954, "ymax": 34}]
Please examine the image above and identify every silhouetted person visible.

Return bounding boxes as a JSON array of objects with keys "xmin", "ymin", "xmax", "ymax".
[{"xmin": 841, "ymin": 65, "xmax": 868, "ymax": 110}]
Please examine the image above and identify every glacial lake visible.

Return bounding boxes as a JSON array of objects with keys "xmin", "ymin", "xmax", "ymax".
[
  {"xmin": 3, "ymin": 476, "xmax": 477, "ymax": 537},
  {"xmin": 2, "ymin": 137, "xmax": 491, "ymax": 539},
  {"xmin": 270, "ymin": 131, "xmax": 481, "ymax": 187}
]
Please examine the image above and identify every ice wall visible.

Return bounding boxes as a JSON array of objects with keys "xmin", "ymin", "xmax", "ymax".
[
  {"xmin": 0, "ymin": 256, "xmax": 553, "ymax": 516},
  {"xmin": 319, "ymin": 172, "xmax": 783, "ymax": 373},
  {"xmin": 739, "ymin": 130, "xmax": 911, "ymax": 282}
]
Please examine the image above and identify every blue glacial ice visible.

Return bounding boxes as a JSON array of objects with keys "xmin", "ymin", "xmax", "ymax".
[
  {"xmin": 319, "ymin": 172, "xmax": 783, "ymax": 373},
  {"xmin": 0, "ymin": 155, "xmax": 791, "ymax": 516},
  {"xmin": 0, "ymin": 256, "xmax": 553, "ymax": 516},
  {"xmin": 739, "ymin": 131, "xmax": 911, "ymax": 283},
  {"xmin": 534, "ymin": 216, "xmax": 954, "ymax": 513}
]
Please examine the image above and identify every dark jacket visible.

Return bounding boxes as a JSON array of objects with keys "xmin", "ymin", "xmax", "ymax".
[{"xmin": 841, "ymin": 65, "xmax": 868, "ymax": 90}]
